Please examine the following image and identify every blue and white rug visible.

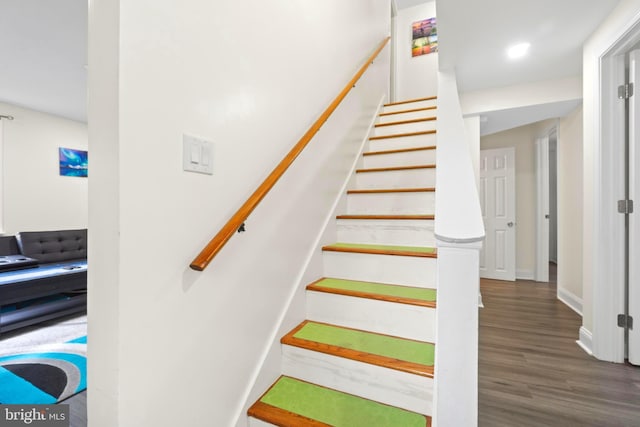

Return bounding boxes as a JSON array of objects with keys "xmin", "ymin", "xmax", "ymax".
[{"xmin": 0, "ymin": 316, "xmax": 86, "ymax": 404}]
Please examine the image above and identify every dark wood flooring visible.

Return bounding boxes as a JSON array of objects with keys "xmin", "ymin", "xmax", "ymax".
[{"xmin": 479, "ymin": 276, "xmax": 640, "ymax": 426}]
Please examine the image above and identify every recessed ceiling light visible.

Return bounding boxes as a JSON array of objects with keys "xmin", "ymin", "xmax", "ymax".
[{"xmin": 507, "ymin": 42, "xmax": 530, "ymax": 59}]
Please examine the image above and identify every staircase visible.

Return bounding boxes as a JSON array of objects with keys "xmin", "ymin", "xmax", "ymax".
[{"xmin": 248, "ymin": 96, "xmax": 438, "ymax": 427}]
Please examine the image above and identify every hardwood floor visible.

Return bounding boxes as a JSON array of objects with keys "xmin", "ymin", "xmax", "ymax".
[{"xmin": 479, "ymin": 277, "xmax": 640, "ymax": 426}]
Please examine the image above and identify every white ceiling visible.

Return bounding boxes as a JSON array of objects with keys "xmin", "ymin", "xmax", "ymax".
[
  {"xmin": 396, "ymin": 0, "xmax": 431, "ymax": 10},
  {"xmin": 437, "ymin": 0, "xmax": 621, "ymax": 93},
  {"xmin": 403, "ymin": 0, "xmax": 621, "ymax": 134},
  {"xmin": 0, "ymin": 0, "xmax": 623, "ymax": 130},
  {"xmin": 0, "ymin": 0, "xmax": 87, "ymax": 122}
]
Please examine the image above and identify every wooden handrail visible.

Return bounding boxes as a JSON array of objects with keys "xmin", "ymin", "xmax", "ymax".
[{"xmin": 190, "ymin": 36, "xmax": 391, "ymax": 271}]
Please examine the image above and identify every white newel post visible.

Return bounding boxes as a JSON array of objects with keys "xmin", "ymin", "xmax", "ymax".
[
  {"xmin": 433, "ymin": 239, "xmax": 481, "ymax": 427},
  {"xmin": 434, "ymin": 70, "xmax": 485, "ymax": 426}
]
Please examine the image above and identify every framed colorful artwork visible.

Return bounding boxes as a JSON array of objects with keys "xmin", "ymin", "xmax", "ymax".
[{"xmin": 412, "ymin": 17, "xmax": 438, "ymax": 57}]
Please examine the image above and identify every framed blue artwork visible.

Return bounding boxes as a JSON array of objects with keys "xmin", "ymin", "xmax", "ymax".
[{"xmin": 59, "ymin": 147, "xmax": 88, "ymax": 177}]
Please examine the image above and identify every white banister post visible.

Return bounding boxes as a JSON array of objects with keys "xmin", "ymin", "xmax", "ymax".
[
  {"xmin": 433, "ymin": 239, "xmax": 481, "ymax": 427},
  {"xmin": 433, "ymin": 70, "xmax": 484, "ymax": 427}
]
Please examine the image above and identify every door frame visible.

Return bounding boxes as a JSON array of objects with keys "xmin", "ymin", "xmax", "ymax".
[
  {"xmin": 535, "ymin": 126, "xmax": 558, "ymax": 282},
  {"xmin": 548, "ymin": 135, "xmax": 558, "ymax": 264},
  {"xmin": 629, "ymin": 49, "xmax": 640, "ymax": 365},
  {"xmin": 535, "ymin": 134, "xmax": 550, "ymax": 282},
  {"xmin": 593, "ymin": 16, "xmax": 640, "ymax": 363}
]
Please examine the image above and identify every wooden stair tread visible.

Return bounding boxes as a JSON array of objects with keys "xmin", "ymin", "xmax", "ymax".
[
  {"xmin": 336, "ymin": 214, "xmax": 435, "ymax": 220},
  {"xmin": 249, "ymin": 376, "xmax": 431, "ymax": 427},
  {"xmin": 356, "ymin": 164, "xmax": 435, "ymax": 173},
  {"xmin": 384, "ymin": 96, "xmax": 437, "ymax": 107},
  {"xmin": 282, "ymin": 321, "xmax": 435, "ymax": 377},
  {"xmin": 363, "ymin": 145, "xmax": 436, "ymax": 156},
  {"xmin": 370, "ymin": 130, "xmax": 436, "ymax": 140},
  {"xmin": 379, "ymin": 106, "xmax": 437, "ymax": 117},
  {"xmin": 348, "ymin": 187, "xmax": 435, "ymax": 194},
  {"xmin": 375, "ymin": 117, "xmax": 436, "ymax": 127},
  {"xmin": 308, "ymin": 277, "xmax": 436, "ymax": 308},
  {"xmin": 322, "ymin": 242, "xmax": 437, "ymax": 258}
]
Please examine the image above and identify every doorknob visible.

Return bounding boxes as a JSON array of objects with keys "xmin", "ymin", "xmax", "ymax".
[{"xmin": 507, "ymin": 222, "xmax": 514, "ymax": 227}]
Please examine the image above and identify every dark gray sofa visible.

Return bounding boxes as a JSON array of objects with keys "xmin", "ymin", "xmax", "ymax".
[{"xmin": 0, "ymin": 229, "xmax": 87, "ymax": 334}]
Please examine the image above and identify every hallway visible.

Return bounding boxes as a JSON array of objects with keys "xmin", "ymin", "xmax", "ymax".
[{"xmin": 479, "ymin": 277, "xmax": 640, "ymax": 426}]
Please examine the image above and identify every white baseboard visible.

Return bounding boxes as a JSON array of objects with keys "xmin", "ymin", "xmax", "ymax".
[
  {"xmin": 557, "ymin": 287, "xmax": 583, "ymax": 316},
  {"xmin": 516, "ymin": 269, "xmax": 534, "ymax": 280},
  {"xmin": 576, "ymin": 326, "xmax": 593, "ymax": 356}
]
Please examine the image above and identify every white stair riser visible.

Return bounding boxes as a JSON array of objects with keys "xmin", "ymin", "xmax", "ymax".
[
  {"xmin": 282, "ymin": 346, "xmax": 433, "ymax": 415},
  {"xmin": 378, "ymin": 109, "xmax": 437, "ymax": 124},
  {"xmin": 374, "ymin": 121, "xmax": 436, "ymax": 137},
  {"xmin": 356, "ymin": 168, "xmax": 436, "ymax": 189},
  {"xmin": 322, "ymin": 251, "xmax": 436, "ymax": 287},
  {"xmin": 248, "ymin": 418, "xmax": 275, "ymax": 427},
  {"xmin": 369, "ymin": 132, "xmax": 436, "ymax": 152},
  {"xmin": 336, "ymin": 219, "xmax": 436, "ymax": 247},
  {"xmin": 383, "ymin": 100, "xmax": 436, "ymax": 114},
  {"xmin": 306, "ymin": 291, "xmax": 436, "ymax": 342},
  {"xmin": 347, "ymin": 192, "xmax": 435, "ymax": 215},
  {"xmin": 363, "ymin": 149, "xmax": 436, "ymax": 169}
]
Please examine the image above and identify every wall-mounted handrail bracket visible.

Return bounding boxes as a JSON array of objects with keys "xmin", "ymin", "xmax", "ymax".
[{"xmin": 238, "ymin": 223, "xmax": 246, "ymax": 233}]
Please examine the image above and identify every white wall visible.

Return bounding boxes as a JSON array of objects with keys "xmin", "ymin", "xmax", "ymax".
[
  {"xmin": 87, "ymin": 0, "xmax": 120, "ymax": 423},
  {"xmin": 557, "ymin": 104, "xmax": 583, "ymax": 311},
  {"xmin": 464, "ymin": 116, "xmax": 480, "ymax": 187},
  {"xmin": 394, "ymin": 1, "xmax": 438, "ymax": 100},
  {"xmin": 460, "ymin": 77, "xmax": 582, "ymax": 136},
  {"xmin": 0, "ymin": 102, "xmax": 87, "ymax": 234},
  {"xmin": 461, "ymin": 76, "xmax": 582, "ymax": 116},
  {"xmin": 88, "ymin": 1, "xmax": 391, "ymax": 426},
  {"xmin": 480, "ymin": 119, "xmax": 555, "ymax": 279}
]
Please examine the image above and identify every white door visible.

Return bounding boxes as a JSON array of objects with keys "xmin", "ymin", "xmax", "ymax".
[
  {"xmin": 628, "ymin": 49, "xmax": 640, "ymax": 365},
  {"xmin": 479, "ymin": 147, "xmax": 516, "ymax": 281}
]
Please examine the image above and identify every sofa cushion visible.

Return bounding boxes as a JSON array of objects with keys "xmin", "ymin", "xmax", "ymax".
[
  {"xmin": 16, "ymin": 229, "xmax": 87, "ymax": 263},
  {"xmin": 0, "ymin": 236, "xmax": 20, "ymax": 255}
]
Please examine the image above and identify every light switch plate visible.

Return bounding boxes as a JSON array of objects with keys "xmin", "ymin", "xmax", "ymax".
[{"xmin": 183, "ymin": 134, "xmax": 213, "ymax": 175}]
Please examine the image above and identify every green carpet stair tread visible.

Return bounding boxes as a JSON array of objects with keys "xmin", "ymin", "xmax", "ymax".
[
  {"xmin": 282, "ymin": 321, "xmax": 434, "ymax": 377},
  {"xmin": 323, "ymin": 242, "xmax": 437, "ymax": 258},
  {"xmin": 249, "ymin": 376, "xmax": 431, "ymax": 427},
  {"xmin": 308, "ymin": 278, "xmax": 436, "ymax": 307}
]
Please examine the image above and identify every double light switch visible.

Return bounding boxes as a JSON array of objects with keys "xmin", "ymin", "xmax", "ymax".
[{"xmin": 183, "ymin": 134, "xmax": 213, "ymax": 175}]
